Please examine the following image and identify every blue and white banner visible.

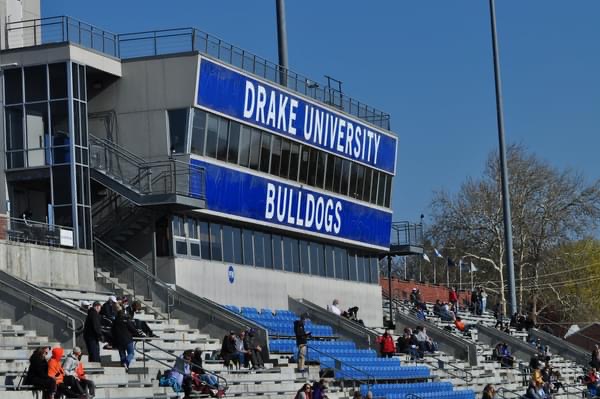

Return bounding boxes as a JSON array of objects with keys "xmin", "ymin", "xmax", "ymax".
[
  {"xmin": 196, "ymin": 57, "xmax": 397, "ymax": 175},
  {"xmin": 190, "ymin": 159, "xmax": 392, "ymax": 249}
]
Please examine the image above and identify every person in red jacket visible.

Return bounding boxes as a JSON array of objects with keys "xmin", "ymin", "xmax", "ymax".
[
  {"xmin": 449, "ymin": 287, "xmax": 459, "ymax": 312},
  {"xmin": 377, "ymin": 330, "xmax": 396, "ymax": 358}
]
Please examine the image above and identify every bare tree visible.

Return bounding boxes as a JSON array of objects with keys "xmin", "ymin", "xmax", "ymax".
[{"xmin": 429, "ymin": 144, "xmax": 600, "ymax": 317}]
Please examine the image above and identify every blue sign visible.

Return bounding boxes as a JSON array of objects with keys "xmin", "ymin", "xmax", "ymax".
[
  {"xmin": 228, "ymin": 265, "xmax": 235, "ymax": 284},
  {"xmin": 196, "ymin": 58, "xmax": 397, "ymax": 175},
  {"xmin": 190, "ymin": 159, "xmax": 392, "ymax": 249}
]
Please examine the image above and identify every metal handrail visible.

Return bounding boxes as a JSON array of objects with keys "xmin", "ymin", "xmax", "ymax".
[
  {"xmin": 134, "ymin": 338, "xmax": 227, "ymax": 390},
  {"xmin": 305, "ymin": 344, "xmax": 376, "ymax": 388},
  {"xmin": 495, "ymin": 387, "xmax": 526, "ymax": 399},
  {"xmin": 0, "ymin": 275, "xmax": 81, "ymax": 347}
]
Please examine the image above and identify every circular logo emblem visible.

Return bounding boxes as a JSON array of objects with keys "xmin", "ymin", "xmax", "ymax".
[{"xmin": 228, "ymin": 265, "xmax": 235, "ymax": 284}]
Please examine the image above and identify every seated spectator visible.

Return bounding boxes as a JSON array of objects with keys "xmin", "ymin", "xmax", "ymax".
[
  {"xmin": 415, "ymin": 326, "xmax": 437, "ymax": 353},
  {"xmin": 24, "ymin": 347, "xmax": 57, "ymax": 399},
  {"xmin": 220, "ymin": 331, "xmax": 238, "ymax": 369},
  {"xmin": 191, "ymin": 347, "xmax": 219, "ymax": 387},
  {"xmin": 529, "ymin": 354, "xmax": 542, "ymax": 370},
  {"xmin": 440, "ymin": 303, "xmax": 456, "ymax": 322},
  {"xmin": 376, "ymin": 330, "xmax": 395, "ymax": 358},
  {"xmin": 171, "ymin": 350, "xmax": 193, "ymax": 399},
  {"xmin": 346, "ymin": 306, "xmax": 364, "ymax": 325},
  {"xmin": 549, "ymin": 368, "xmax": 563, "ymax": 393},
  {"xmin": 79, "ymin": 300, "xmax": 91, "ymax": 312},
  {"xmin": 233, "ymin": 330, "xmax": 248, "ymax": 369},
  {"xmin": 414, "ymin": 304, "xmax": 427, "ymax": 321},
  {"xmin": 454, "ymin": 317, "xmax": 471, "ymax": 333},
  {"xmin": 592, "ymin": 345, "xmax": 600, "ymax": 369},
  {"xmin": 243, "ymin": 328, "xmax": 264, "ymax": 369},
  {"xmin": 312, "ymin": 379, "xmax": 328, "ymax": 399},
  {"xmin": 482, "ymin": 384, "xmax": 496, "ymax": 399},
  {"xmin": 432, "ymin": 300, "xmax": 442, "ymax": 316},
  {"xmin": 499, "ymin": 343, "xmax": 515, "ymax": 368},
  {"xmin": 525, "ymin": 378, "xmax": 547, "ymax": 399},
  {"xmin": 396, "ymin": 328, "xmax": 421, "ymax": 360},
  {"xmin": 62, "ymin": 346, "xmax": 95, "ymax": 398},
  {"xmin": 127, "ymin": 300, "xmax": 158, "ymax": 338},
  {"xmin": 328, "ymin": 299, "xmax": 342, "ymax": 316},
  {"xmin": 47, "ymin": 346, "xmax": 84, "ymax": 398},
  {"xmin": 584, "ymin": 367, "xmax": 600, "ymax": 393},
  {"xmin": 295, "ymin": 383, "xmax": 312, "ymax": 399},
  {"xmin": 101, "ymin": 295, "xmax": 118, "ymax": 321}
]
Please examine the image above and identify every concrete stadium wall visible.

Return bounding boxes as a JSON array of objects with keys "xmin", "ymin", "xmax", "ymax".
[
  {"xmin": 0, "ymin": 239, "xmax": 94, "ymax": 291},
  {"xmin": 158, "ymin": 257, "xmax": 384, "ymax": 327},
  {"xmin": 380, "ymin": 277, "xmax": 471, "ymax": 306}
]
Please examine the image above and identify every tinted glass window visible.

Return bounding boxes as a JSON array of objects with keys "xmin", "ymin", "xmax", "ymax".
[
  {"xmin": 205, "ymin": 114, "xmax": 219, "ymax": 158},
  {"xmin": 187, "ymin": 218, "xmax": 198, "ymax": 239},
  {"xmin": 377, "ymin": 172, "xmax": 386, "ymax": 206},
  {"xmin": 242, "ymin": 229, "xmax": 254, "ymax": 265},
  {"xmin": 52, "ymin": 165, "xmax": 71, "ymax": 205},
  {"xmin": 4, "ymin": 68, "xmax": 22, "ymax": 104},
  {"xmin": 227, "ymin": 122, "xmax": 241, "ymax": 163},
  {"xmin": 371, "ymin": 171, "xmax": 379, "ymax": 205},
  {"xmin": 25, "ymin": 65, "xmax": 47, "ymax": 102},
  {"xmin": 307, "ymin": 148, "xmax": 318, "ymax": 186},
  {"xmin": 264, "ymin": 234, "xmax": 273, "ymax": 269},
  {"xmin": 216, "ymin": 118, "xmax": 229, "ymax": 161},
  {"xmin": 270, "ymin": 136, "xmax": 281, "ymax": 176},
  {"xmin": 363, "ymin": 168, "xmax": 372, "ymax": 202},
  {"xmin": 334, "ymin": 247, "xmax": 348, "ymax": 280},
  {"xmin": 254, "ymin": 232, "xmax": 265, "ymax": 267},
  {"xmin": 325, "ymin": 155, "xmax": 335, "ymax": 191},
  {"xmin": 6, "ymin": 106, "xmax": 24, "ymax": 152},
  {"xmin": 78, "ymin": 64, "xmax": 86, "ymax": 101},
  {"xmin": 370, "ymin": 257, "xmax": 379, "ymax": 283},
  {"xmin": 222, "ymin": 225, "xmax": 234, "ymax": 263},
  {"xmin": 348, "ymin": 251, "xmax": 358, "ymax": 281},
  {"xmin": 272, "ymin": 235, "xmax": 283, "ymax": 270},
  {"xmin": 279, "ymin": 139, "xmax": 290, "ymax": 178},
  {"xmin": 283, "ymin": 237, "xmax": 294, "ymax": 272},
  {"xmin": 200, "ymin": 222, "xmax": 210, "ymax": 260},
  {"xmin": 71, "ymin": 64, "xmax": 79, "ymax": 100},
  {"xmin": 309, "ymin": 244, "xmax": 322, "ymax": 276},
  {"xmin": 248, "ymin": 129, "xmax": 261, "ymax": 170},
  {"xmin": 168, "ymin": 109, "xmax": 189, "ymax": 154},
  {"xmin": 315, "ymin": 152, "xmax": 326, "ymax": 188},
  {"xmin": 259, "ymin": 132, "xmax": 271, "ymax": 173},
  {"xmin": 190, "ymin": 109, "xmax": 206, "ymax": 156},
  {"xmin": 384, "ymin": 174, "xmax": 393, "ymax": 207},
  {"xmin": 48, "ymin": 63, "xmax": 68, "ymax": 99},
  {"xmin": 299, "ymin": 240, "xmax": 310, "ymax": 274},
  {"xmin": 340, "ymin": 159, "xmax": 351, "ymax": 196},
  {"xmin": 298, "ymin": 146, "xmax": 309, "ymax": 184},
  {"xmin": 333, "ymin": 157, "xmax": 342, "ymax": 194},
  {"xmin": 232, "ymin": 227, "xmax": 243, "ymax": 265},
  {"xmin": 210, "ymin": 223, "xmax": 222, "ymax": 261},
  {"xmin": 325, "ymin": 245, "xmax": 335, "ymax": 278},
  {"xmin": 238, "ymin": 126, "xmax": 251, "ymax": 167},
  {"xmin": 289, "ymin": 142, "xmax": 300, "ymax": 181}
]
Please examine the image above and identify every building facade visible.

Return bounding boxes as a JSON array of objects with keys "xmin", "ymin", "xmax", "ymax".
[{"xmin": 0, "ymin": 12, "xmax": 397, "ymax": 326}]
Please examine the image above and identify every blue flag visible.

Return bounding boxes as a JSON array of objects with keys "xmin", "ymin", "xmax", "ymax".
[{"xmin": 447, "ymin": 257, "xmax": 456, "ymax": 267}]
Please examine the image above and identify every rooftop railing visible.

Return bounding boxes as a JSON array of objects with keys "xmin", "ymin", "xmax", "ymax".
[
  {"xmin": 5, "ymin": 217, "xmax": 74, "ymax": 248},
  {"xmin": 390, "ymin": 221, "xmax": 424, "ymax": 248},
  {"xmin": 5, "ymin": 16, "xmax": 391, "ymax": 130}
]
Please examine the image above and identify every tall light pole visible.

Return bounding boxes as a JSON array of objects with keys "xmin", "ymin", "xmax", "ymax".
[
  {"xmin": 488, "ymin": 0, "xmax": 517, "ymax": 315},
  {"xmin": 275, "ymin": 0, "xmax": 289, "ymax": 87}
]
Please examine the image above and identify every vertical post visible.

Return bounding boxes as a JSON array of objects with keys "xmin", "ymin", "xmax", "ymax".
[
  {"xmin": 418, "ymin": 257, "xmax": 422, "ymax": 282},
  {"xmin": 489, "ymin": 0, "xmax": 517, "ymax": 315},
  {"xmin": 66, "ymin": 61, "xmax": 79, "ymax": 248},
  {"xmin": 433, "ymin": 258, "xmax": 437, "ymax": 285},
  {"xmin": 33, "ymin": 19, "xmax": 37, "ymax": 45},
  {"xmin": 446, "ymin": 265, "xmax": 450, "ymax": 289},
  {"xmin": 275, "ymin": 0, "xmax": 289, "ymax": 86},
  {"xmin": 387, "ymin": 255, "xmax": 393, "ymax": 328}
]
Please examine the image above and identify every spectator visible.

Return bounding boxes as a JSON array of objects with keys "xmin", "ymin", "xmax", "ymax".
[
  {"xmin": 328, "ymin": 299, "xmax": 342, "ymax": 316},
  {"xmin": 47, "ymin": 346, "xmax": 84, "ymax": 398},
  {"xmin": 220, "ymin": 331, "xmax": 238, "ymax": 369},
  {"xmin": 525, "ymin": 378, "xmax": 546, "ymax": 399},
  {"xmin": 233, "ymin": 330, "xmax": 248, "ymax": 368},
  {"xmin": 432, "ymin": 300, "xmax": 442, "ymax": 316},
  {"xmin": 454, "ymin": 317, "xmax": 471, "ymax": 333},
  {"xmin": 171, "ymin": 350, "xmax": 193, "ymax": 399},
  {"xmin": 295, "ymin": 383, "xmax": 312, "ymax": 399},
  {"xmin": 312, "ymin": 379, "xmax": 328, "ymax": 399},
  {"xmin": 243, "ymin": 328, "xmax": 264, "ymax": 369},
  {"xmin": 494, "ymin": 303, "xmax": 505, "ymax": 329},
  {"xmin": 79, "ymin": 300, "xmax": 91, "ymax": 312},
  {"xmin": 415, "ymin": 326, "xmax": 437, "ymax": 353},
  {"xmin": 346, "ymin": 306, "xmax": 364, "ymax": 326},
  {"xmin": 83, "ymin": 301, "xmax": 103, "ymax": 363},
  {"xmin": 470, "ymin": 289, "xmax": 479, "ymax": 315},
  {"xmin": 529, "ymin": 354, "xmax": 542, "ymax": 370},
  {"xmin": 482, "ymin": 384, "xmax": 496, "ymax": 399},
  {"xmin": 62, "ymin": 346, "xmax": 95, "ymax": 398},
  {"xmin": 409, "ymin": 288, "xmax": 419, "ymax": 306},
  {"xmin": 479, "ymin": 287, "xmax": 488, "ymax": 314},
  {"xmin": 377, "ymin": 330, "xmax": 395, "ymax": 358},
  {"xmin": 24, "ymin": 347, "xmax": 56, "ymax": 399},
  {"xmin": 191, "ymin": 347, "xmax": 219, "ymax": 387},
  {"xmin": 448, "ymin": 287, "xmax": 458, "ymax": 312},
  {"xmin": 100, "ymin": 295, "xmax": 118, "ymax": 321},
  {"xmin": 415, "ymin": 304, "xmax": 427, "ymax": 321},
  {"xmin": 352, "ymin": 391, "xmax": 362, "ymax": 399},
  {"xmin": 499, "ymin": 343, "xmax": 515, "ymax": 368},
  {"xmin": 128, "ymin": 300, "xmax": 158, "ymax": 338},
  {"xmin": 592, "ymin": 345, "xmax": 600, "ymax": 369},
  {"xmin": 294, "ymin": 313, "xmax": 311, "ymax": 372},
  {"xmin": 440, "ymin": 303, "xmax": 456, "ymax": 322},
  {"xmin": 111, "ymin": 309, "xmax": 138, "ymax": 370},
  {"xmin": 585, "ymin": 367, "xmax": 600, "ymax": 393}
]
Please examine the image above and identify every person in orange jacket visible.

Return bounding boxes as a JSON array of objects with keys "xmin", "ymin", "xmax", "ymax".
[{"xmin": 47, "ymin": 347, "xmax": 83, "ymax": 398}]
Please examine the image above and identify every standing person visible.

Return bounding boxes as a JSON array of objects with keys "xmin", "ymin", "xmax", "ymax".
[
  {"xmin": 111, "ymin": 309, "xmax": 138, "ymax": 370},
  {"xmin": 449, "ymin": 287, "xmax": 459, "ymax": 313},
  {"xmin": 62, "ymin": 346, "xmax": 96, "ymax": 398},
  {"xmin": 294, "ymin": 313, "xmax": 311, "ymax": 372},
  {"xmin": 83, "ymin": 301, "xmax": 103, "ymax": 363},
  {"xmin": 479, "ymin": 287, "xmax": 488, "ymax": 314},
  {"xmin": 482, "ymin": 384, "xmax": 496, "ymax": 399},
  {"xmin": 470, "ymin": 289, "xmax": 479, "ymax": 315},
  {"xmin": 377, "ymin": 330, "xmax": 395, "ymax": 358},
  {"xmin": 24, "ymin": 347, "xmax": 56, "ymax": 399},
  {"xmin": 494, "ymin": 302, "xmax": 505, "ymax": 329}
]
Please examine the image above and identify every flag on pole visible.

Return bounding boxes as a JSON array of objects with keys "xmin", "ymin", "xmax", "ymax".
[
  {"xmin": 434, "ymin": 248, "xmax": 443, "ymax": 258},
  {"xmin": 422, "ymin": 253, "xmax": 430, "ymax": 263},
  {"xmin": 447, "ymin": 257, "xmax": 456, "ymax": 267},
  {"xmin": 470, "ymin": 261, "xmax": 478, "ymax": 272},
  {"xmin": 459, "ymin": 258, "xmax": 464, "ymax": 269}
]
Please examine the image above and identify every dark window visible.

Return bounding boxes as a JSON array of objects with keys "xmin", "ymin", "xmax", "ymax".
[
  {"xmin": 384, "ymin": 174, "xmax": 393, "ymax": 207},
  {"xmin": 348, "ymin": 251, "xmax": 358, "ymax": 281},
  {"xmin": 340, "ymin": 159, "xmax": 351, "ymax": 196},
  {"xmin": 227, "ymin": 122, "xmax": 241, "ymax": 163},
  {"xmin": 242, "ymin": 229, "xmax": 254, "ymax": 265},
  {"xmin": 298, "ymin": 146, "xmax": 309, "ymax": 184},
  {"xmin": 190, "ymin": 242, "xmax": 200, "ymax": 257},
  {"xmin": 325, "ymin": 155, "xmax": 335, "ymax": 191},
  {"xmin": 200, "ymin": 222, "xmax": 210, "ymax": 260},
  {"xmin": 71, "ymin": 64, "xmax": 79, "ymax": 100},
  {"xmin": 168, "ymin": 109, "xmax": 189, "ymax": 154},
  {"xmin": 377, "ymin": 172, "xmax": 386, "ymax": 206},
  {"xmin": 363, "ymin": 168, "xmax": 373, "ymax": 202},
  {"xmin": 238, "ymin": 126, "xmax": 251, "ymax": 167},
  {"xmin": 80, "ymin": 102, "xmax": 88, "ymax": 148},
  {"xmin": 216, "ymin": 118, "xmax": 229, "ymax": 161},
  {"xmin": 78, "ymin": 64, "xmax": 86, "ymax": 101},
  {"xmin": 264, "ymin": 234, "xmax": 273, "ymax": 269},
  {"xmin": 190, "ymin": 109, "xmax": 206, "ymax": 156},
  {"xmin": 370, "ymin": 257, "xmax": 379, "ymax": 283},
  {"xmin": 48, "ymin": 63, "xmax": 68, "ymax": 99},
  {"xmin": 325, "ymin": 245, "xmax": 335, "ymax": 278},
  {"xmin": 291, "ymin": 239, "xmax": 300, "ymax": 273},
  {"xmin": 205, "ymin": 114, "xmax": 219, "ymax": 158},
  {"xmin": 283, "ymin": 237, "xmax": 293, "ymax": 272},
  {"xmin": 334, "ymin": 248, "xmax": 348, "ymax": 280},
  {"xmin": 259, "ymin": 132, "xmax": 271, "ymax": 173},
  {"xmin": 371, "ymin": 171, "xmax": 379, "ymax": 205},
  {"xmin": 333, "ymin": 157, "xmax": 342, "ymax": 194},
  {"xmin": 299, "ymin": 240, "xmax": 310, "ymax": 274},
  {"xmin": 309, "ymin": 244, "xmax": 323, "ymax": 276},
  {"xmin": 279, "ymin": 139, "xmax": 290, "ymax": 178},
  {"xmin": 4, "ymin": 68, "xmax": 23, "ymax": 104},
  {"xmin": 175, "ymin": 241, "xmax": 188, "ymax": 255},
  {"xmin": 187, "ymin": 218, "xmax": 198, "ymax": 239},
  {"xmin": 232, "ymin": 227, "xmax": 243, "ymax": 264},
  {"xmin": 357, "ymin": 256, "xmax": 367, "ymax": 282},
  {"xmin": 52, "ymin": 165, "xmax": 71, "ymax": 205},
  {"xmin": 73, "ymin": 100, "xmax": 80, "ymax": 146},
  {"xmin": 272, "ymin": 235, "xmax": 283, "ymax": 270},
  {"xmin": 5, "ymin": 105, "xmax": 24, "ymax": 168},
  {"xmin": 248, "ymin": 129, "xmax": 261, "ymax": 170},
  {"xmin": 270, "ymin": 136, "xmax": 281, "ymax": 176},
  {"xmin": 172, "ymin": 216, "xmax": 185, "ymax": 236},
  {"xmin": 315, "ymin": 152, "xmax": 326, "ymax": 188},
  {"xmin": 307, "ymin": 148, "xmax": 318, "ymax": 186},
  {"xmin": 349, "ymin": 164, "xmax": 359, "ymax": 199},
  {"xmin": 50, "ymin": 101, "xmax": 69, "ymax": 164},
  {"xmin": 254, "ymin": 232, "xmax": 265, "ymax": 267},
  {"xmin": 25, "ymin": 65, "xmax": 47, "ymax": 102},
  {"xmin": 289, "ymin": 142, "xmax": 300, "ymax": 181},
  {"xmin": 210, "ymin": 223, "xmax": 222, "ymax": 261},
  {"xmin": 222, "ymin": 226, "xmax": 234, "ymax": 262}
]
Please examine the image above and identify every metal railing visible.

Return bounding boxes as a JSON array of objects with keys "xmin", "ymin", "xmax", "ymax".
[
  {"xmin": 89, "ymin": 134, "xmax": 205, "ymax": 201},
  {"xmin": 6, "ymin": 217, "xmax": 74, "ymax": 248},
  {"xmin": 495, "ymin": 387, "xmax": 526, "ymax": 399},
  {"xmin": 134, "ymin": 338, "xmax": 228, "ymax": 391},
  {"xmin": 4, "ymin": 16, "xmax": 391, "ymax": 130},
  {"xmin": 390, "ymin": 221, "xmax": 424, "ymax": 248}
]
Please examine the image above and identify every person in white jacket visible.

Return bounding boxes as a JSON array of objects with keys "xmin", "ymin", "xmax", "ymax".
[{"xmin": 62, "ymin": 347, "xmax": 96, "ymax": 398}]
